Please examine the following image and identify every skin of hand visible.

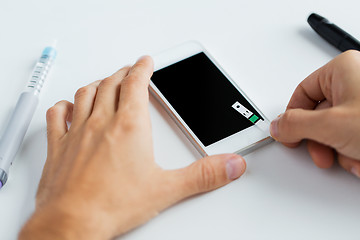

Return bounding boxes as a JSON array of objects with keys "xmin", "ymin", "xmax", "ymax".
[
  {"xmin": 270, "ymin": 50, "xmax": 360, "ymax": 177},
  {"xmin": 19, "ymin": 56, "xmax": 246, "ymax": 239}
]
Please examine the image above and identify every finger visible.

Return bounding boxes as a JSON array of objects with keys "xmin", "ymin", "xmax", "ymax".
[
  {"xmin": 118, "ymin": 56, "xmax": 154, "ymax": 116},
  {"xmin": 286, "ymin": 55, "xmax": 340, "ymax": 111},
  {"xmin": 92, "ymin": 66, "xmax": 131, "ymax": 117},
  {"xmin": 307, "ymin": 140, "xmax": 335, "ymax": 169},
  {"xmin": 305, "ymin": 100, "xmax": 335, "ymax": 168},
  {"xmin": 170, "ymin": 154, "xmax": 246, "ymax": 199},
  {"xmin": 286, "ymin": 50, "xmax": 360, "ymax": 111},
  {"xmin": 279, "ymin": 100, "xmax": 332, "ymax": 149},
  {"xmin": 338, "ymin": 154, "xmax": 360, "ymax": 178},
  {"xmin": 280, "ymin": 99, "xmax": 333, "ymax": 152},
  {"xmin": 270, "ymin": 107, "xmax": 348, "ymax": 148},
  {"xmin": 286, "ymin": 71, "xmax": 324, "ymax": 110},
  {"xmin": 46, "ymin": 100, "xmax": 74, "ymax": 143},
  {"xmin": 72, "ymin": 80, "xmax": 102, "ymax": 127}
]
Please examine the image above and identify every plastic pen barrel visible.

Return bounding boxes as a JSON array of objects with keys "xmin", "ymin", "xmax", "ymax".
[
  {"xmin": 0, "ymin": 46, "xmax": 56, "ymax": 188},
  {"xmin": 0, "ymin": 93, "xmax": 39, "ymax": 186},
  {"xmin": 308, "ymin": 13, "xmax": 360, "ymax": 52}
]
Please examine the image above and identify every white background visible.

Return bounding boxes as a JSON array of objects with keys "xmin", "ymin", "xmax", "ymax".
[{"xmin": 1, "ymin": 0, "xmax": 360, "ymax": 239}]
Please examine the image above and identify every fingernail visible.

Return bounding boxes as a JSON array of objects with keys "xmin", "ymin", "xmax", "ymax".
[
  {"xmin": 350, "ymin": 167, "xmax": 360, "ymax": 178},
  {"xmin": 270, "ymin": 114, "xmax": 283, "ymax": 139},
  {"xmin": 226, "ymin": 155, "xmax": 246, "ymax": 180}
]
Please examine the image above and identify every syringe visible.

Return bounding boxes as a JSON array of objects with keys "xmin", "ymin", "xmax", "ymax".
[
  {"xmin": 0, "ymin": 46, "xmax": 57, "ymax": 189},
  {"xmin": 27, "ymin": 47, "xmax": 56, "ymax": 95}
]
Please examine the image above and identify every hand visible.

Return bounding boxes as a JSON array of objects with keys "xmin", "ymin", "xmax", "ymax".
[
  {"xmin": 19, "ymin": 56, "xmax": 246, "ymax": 239},
  {"xmin": 270, "ymin": 50, "xmax": 360, "ymax": 177}
]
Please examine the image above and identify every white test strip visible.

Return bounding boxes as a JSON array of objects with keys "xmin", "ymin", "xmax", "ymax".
[{"xmin": 231, "ymin": 101, "xmax": 268, "ymax": 131}]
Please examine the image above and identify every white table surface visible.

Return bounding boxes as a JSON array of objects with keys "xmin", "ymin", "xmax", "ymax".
[{"xmin": 1, "ymin": 0, "xmax": 360, "ymax": 239}]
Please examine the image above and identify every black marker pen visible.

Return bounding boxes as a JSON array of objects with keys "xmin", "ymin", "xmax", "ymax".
[{"xmin": 307, "ymin": 13, "xmax": 360, "ymax": 52}]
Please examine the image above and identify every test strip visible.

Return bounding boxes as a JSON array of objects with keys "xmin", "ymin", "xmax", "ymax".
[
  {"xmin": 232, "ymin": 101, "xmax": 268, "ymax": 131},
  {"xmin": 232, "ymin": 101, "xmax": 260, "ymax": 123}
]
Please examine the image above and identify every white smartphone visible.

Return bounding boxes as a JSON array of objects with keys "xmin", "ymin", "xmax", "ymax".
[{"xmin": 150, "ymin": 41, "xmax": 272, "ymax": 157}]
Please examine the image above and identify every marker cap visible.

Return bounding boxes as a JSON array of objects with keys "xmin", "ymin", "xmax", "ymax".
[{"xmin": 307, "ymin": 13, "xmax": 327, "ymax": 29}]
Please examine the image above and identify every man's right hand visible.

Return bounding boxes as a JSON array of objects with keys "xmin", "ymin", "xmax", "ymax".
[{"xmin": 270, "ymin": 50, "xmax": 360, "ymax": 177}]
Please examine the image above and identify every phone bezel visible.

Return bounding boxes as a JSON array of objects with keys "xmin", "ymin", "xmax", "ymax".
[{"xmin": 150, "ymin": 41, "xmax": 272, "ymax": 156}]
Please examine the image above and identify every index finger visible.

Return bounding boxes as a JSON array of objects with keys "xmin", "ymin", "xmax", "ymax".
[
  {"xmin": 118, "ymin": 56, "xmax": 154, "ymax": 113},
  {"xmin": 286, "ymin": 67, "xmax": 327, "ymax": 111}
]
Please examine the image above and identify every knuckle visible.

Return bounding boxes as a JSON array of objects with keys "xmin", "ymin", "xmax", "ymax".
[
  {"xmin": 100, "ymin": 76, "xmax": 116, "ymax": 86},
  {"xmin": 197, "ymin": 161, "xmax": 217, "ymax": 191},
  {"xmin": 135, "ymin": 61, "xmax": 147, "ymax": 69},
  {"xmin": 46, "ymin": 101, "xmax": 67, "ymax": 120},
  {"xmin": 123, "ymin": 74, "xmax": 141, "ymax": 85},
  {"xmin": 118, "ymin": 114, "xmax": 138, "ymax": 132},
  {"xmin": 122, "ymin": 76, "xmax": 147, "ymax": 93},
  {"xmin": 119, "ymin": 66, "xmax": 131, "ymax": 74},
  {"xmin": 281, "ymin": 110, "xmax": 297, "ymax": 127},
  {"xmin": 88, "ymin": 113, "xmax": 106, "ymax": 127},
  {"xmin": 282, "ymin": 110, "xmax": 294, "ymax": 123},
  {"xmin": 46, "ymin": 106, "xmax": 58, "ymax": 120},
  {"xmin": 75, "ymin": 86, "xmax": 95, "ymax": 100},
  {"xmin": 279, "ymin": 110, "xmax": 302, "ymax": 137},
  {"xmin": 123, "ymin": 66, "xmax": 132, "ymax": 71},
  {"xmin": 84, "ymin": 119, "xmax": 102, "ymax": 135},
  {"xmin": 115, "ymin": 104, "xmax": 149, "ymax": 134}
]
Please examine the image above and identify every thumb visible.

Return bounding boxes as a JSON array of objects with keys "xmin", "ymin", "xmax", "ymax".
[
  {"xmin": 173, "ymin": 154, "xmax": 246, "ymax": 198},
  {"xmin": 270, "ymin": 108, "xmax": 344, "ymax": 148}
]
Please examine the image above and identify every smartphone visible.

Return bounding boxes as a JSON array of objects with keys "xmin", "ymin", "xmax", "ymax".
[{"xmin": 150, "ymin": 41, "xmax": 272, "ymax": 157}]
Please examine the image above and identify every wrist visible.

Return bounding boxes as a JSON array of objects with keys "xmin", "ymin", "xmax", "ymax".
[{"xmin": 19, "ymin": 201, "xmax": 112, "ymax": 240}]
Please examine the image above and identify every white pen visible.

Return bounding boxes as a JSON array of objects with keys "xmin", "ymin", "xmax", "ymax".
[{"xmin": 0, "ymin": 46, "xmax": 57, "ymax": 189}]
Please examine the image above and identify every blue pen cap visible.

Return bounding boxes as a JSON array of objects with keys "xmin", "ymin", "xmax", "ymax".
[{"xmin": 42, "ymin": 46, "xmax": 57, "ymax": 59}]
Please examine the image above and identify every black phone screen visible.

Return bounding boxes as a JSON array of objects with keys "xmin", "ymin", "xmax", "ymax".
[{"xmin": 151, "ymin": 52, "xmax": 263, "ymax": 147}]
